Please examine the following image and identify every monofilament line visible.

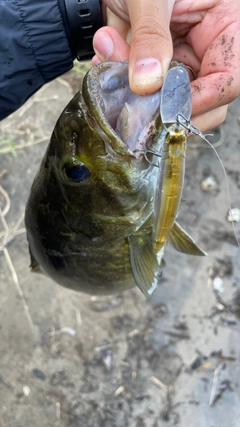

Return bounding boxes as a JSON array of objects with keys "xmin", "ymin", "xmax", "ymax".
[
  {"xmin": 176, "ymin": 113, "xmax": 239, "ymax": 248},
  {"xmin": 197, "ymin": 131, "xmax": 239, "ymax": 248}
]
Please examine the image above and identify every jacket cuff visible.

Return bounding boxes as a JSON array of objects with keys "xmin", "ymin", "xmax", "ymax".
[{"xmin": 17, "ymin": 0, "xmax": 74, "ymax": 82}]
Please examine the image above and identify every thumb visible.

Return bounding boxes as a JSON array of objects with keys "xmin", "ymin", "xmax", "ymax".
[{"xmin": 127, "ymin": 0, "xmax": 174, "ymax": 94}]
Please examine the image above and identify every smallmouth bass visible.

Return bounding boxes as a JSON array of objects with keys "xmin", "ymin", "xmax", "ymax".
[{"xmin": 25, "ymin": 62, "xmax": 205, "ymax": 296}]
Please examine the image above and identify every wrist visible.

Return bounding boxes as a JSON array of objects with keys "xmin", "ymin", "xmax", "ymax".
[{"xmin": 59, "ymin": 0, "xmax": 103, "ymax": 61}]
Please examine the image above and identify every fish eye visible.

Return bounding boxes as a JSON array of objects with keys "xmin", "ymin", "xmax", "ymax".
[{"xmin": 64, "ymin": 162, "xmax": 91, "ymax": 182}]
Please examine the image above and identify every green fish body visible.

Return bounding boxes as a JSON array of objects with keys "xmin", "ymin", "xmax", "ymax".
[{"xmin": 25, "ymin": 62, "xmax": 205, "ymax": 296}]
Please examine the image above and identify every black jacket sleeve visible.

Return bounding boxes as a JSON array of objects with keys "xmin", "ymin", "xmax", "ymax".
[{"xmin": 0, "ymin": 0, "xmax": 74, "ymax": 120}]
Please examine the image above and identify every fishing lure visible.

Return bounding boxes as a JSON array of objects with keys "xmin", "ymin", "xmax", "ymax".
[
  {"xmin": 152, "ymin": 64, "xmax": 239, "ymax": 253},
  {"xmin": 153, "ymin": 65, "xmax": 202, "ymax": 253}
]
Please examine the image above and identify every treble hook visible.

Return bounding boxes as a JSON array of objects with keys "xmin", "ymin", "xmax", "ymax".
[
  {"xmin": 144, "ymin": 149, "xmax": 161, "ymax": 167},
  {"xmin": 133, "ymin": 140, "xmax": 162, "ymax": 168}
]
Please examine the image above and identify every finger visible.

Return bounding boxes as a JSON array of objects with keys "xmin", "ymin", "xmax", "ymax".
[
  {"xmin": 126, "ymin": 0, "xmax": 175, "ymax": 94},
  {"xmin": 187, "ymin": 16, "xmax": 240, "ymax": 116},
  {"xmin": 191, "ymin": 105, "xmax": 228, "ymax": 133},
  {"xmin": 190, "ymin": 28, "xmax": 240, "ymax": 116},
  {"xmin": 104, "ymin": 7, "xmax": 131, "ymax": 42},
  {"xmin": 191, "ymin": 70, "xmax": 239, "ymax": 118},
  {"xmin": 92, "ymin": 55, "xmax": 101, "ymax": 65},
  {"xmin": 93, "ymin": 26, "xmax": 130, "ymax": 62},
  {"xmin": 172, "ymin": 43, "xmax": 201, "ymax": 76}
]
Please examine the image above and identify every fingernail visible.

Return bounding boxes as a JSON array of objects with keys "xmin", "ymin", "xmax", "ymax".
[
  {"xmin": 94, "ymin": 32, "xmax": 114, "ymax": 60},
  {"xmin": 132, "ymin": 58, "xmax": 162, "ymax": 90},
  {"xmin": 92, "ymin": 55, "xmax": 101, "ymax": 65}
]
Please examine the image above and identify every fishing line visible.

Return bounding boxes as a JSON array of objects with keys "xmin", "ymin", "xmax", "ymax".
[
  {"xmin": 197, "ymin": 134, "xmax": 239, "ymax": 248},
  {"xmin": 176, "ymin": 113, "xmax": 240, "ymax": 248},
  {"xmin": 189, "ymin": 128, "xmax": 225, "ymax": 149}
]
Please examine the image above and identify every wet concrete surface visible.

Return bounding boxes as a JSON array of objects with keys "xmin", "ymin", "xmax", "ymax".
[{"xmin": 0, "ymin": 69, "xmax": 240, "ymax": 427}]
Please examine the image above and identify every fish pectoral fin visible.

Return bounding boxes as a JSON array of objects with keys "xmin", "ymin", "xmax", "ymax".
[
  {"xmin": 128, "ymin": 236, "xmax": 163, "ymax": 297},
  {"xmin": 169, "ymin": 222, "xmax": 207, "ymax": 256}
]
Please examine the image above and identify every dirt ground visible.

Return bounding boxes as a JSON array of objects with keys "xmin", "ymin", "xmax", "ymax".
[{"xmin": 0, "ymin": 63, "xmax": 240, "ymax": 427}]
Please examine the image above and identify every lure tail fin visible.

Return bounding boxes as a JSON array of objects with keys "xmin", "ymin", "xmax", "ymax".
[{"xmin": 169, "ymin": 222, "xmax": 207, "ymax": 256}]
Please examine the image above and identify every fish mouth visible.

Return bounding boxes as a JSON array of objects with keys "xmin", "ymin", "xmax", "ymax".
[{"xmin": 82, "ymin": 62, "xmax": 162, "ymax": 156}]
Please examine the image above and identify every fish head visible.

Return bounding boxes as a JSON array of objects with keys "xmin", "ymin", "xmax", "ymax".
[{"xmin": 44, "ymin": 62, "xmax": 164, "ymax": 242}]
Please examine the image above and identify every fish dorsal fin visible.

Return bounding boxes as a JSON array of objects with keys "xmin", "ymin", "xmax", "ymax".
[
  {"xmin": 128, "ymin": 235, "xmax": 164, "ymax": 296},
  {"xmin": 169, "ymin": 222, "xmax": 207, "ymax": 256}
]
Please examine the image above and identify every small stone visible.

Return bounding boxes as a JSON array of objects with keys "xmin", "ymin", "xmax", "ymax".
[
  {"xmin": 213, "ymin": 277, "xmax": 224, "ymax": 293},
  {"xmin": 227, "ymin": 208, "xmax": 240, "ymax": 223},
  {"xmin": 32, "ymin": 368, "xmax": 46, "ymax": 381},
  {"xmin": 23, "ymin": 386, "xmax": 30, "ymax": 396},
  {"xmin": 200, "ymin": 176, "xmax": 217, "ymax": 192}
]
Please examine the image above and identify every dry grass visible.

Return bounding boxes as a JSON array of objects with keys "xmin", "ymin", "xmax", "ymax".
[{"xmin": 0, "ymin": 183, "xmax": 34, "ymax": 328}]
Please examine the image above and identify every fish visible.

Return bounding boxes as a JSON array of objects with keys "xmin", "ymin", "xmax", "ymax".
[{"xmin": 25, "ymin": 61, "xmax": 205, "ymax": 297}]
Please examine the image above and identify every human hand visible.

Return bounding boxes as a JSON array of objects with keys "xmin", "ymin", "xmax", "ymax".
[{"xmin": 93, "ymin": 0, "xmax": 240, "ymax": 131}]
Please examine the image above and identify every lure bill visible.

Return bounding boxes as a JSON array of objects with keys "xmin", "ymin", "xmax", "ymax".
[{"xmin": 153, "ymin": 65, "xmax": 206, "ymax": 255}]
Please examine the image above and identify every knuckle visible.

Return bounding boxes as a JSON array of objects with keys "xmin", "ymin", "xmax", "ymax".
[{"xmin": 132, "ymin": 15, "xmax": 171, "ymax": 45}]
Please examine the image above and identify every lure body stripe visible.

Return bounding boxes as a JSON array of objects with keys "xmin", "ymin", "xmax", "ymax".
[{"xmin": 153, "ymin": 125, "xmax": 187, "ymax": 252}]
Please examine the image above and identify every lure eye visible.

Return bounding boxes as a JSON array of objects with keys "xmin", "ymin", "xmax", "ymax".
[{"xmin": 64, "ymin": 162, "xmax": 91, "ymax": 182}]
